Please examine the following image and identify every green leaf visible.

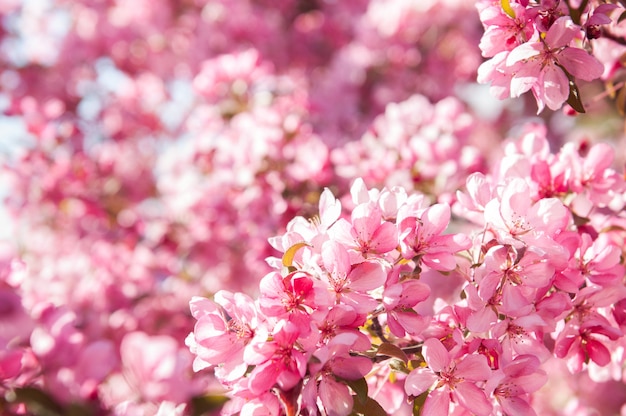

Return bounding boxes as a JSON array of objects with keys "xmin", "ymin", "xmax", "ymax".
[
  {"xmin": 618, "ymin": 10, "xmax": 626, "ymax": 24},
  {"xmin": 412, "ymin": 391, "xmax": 429, "ymax": 416},
  {"xmin": 351, "ymin": 397, "xmax": 388, "ymax": 416},
  {"xmin": 282, "ymin": 242, "xmax": 310, "ymax": 267},
  {"xmin": 190, "ymin": 394, "xmax": 229, "ymax": 416},
  {"xmin": 377, "ymin": 342, "xmax": 409, "ymax": 364},
  {"xmin": 6, "ymin": 387, "xmax": 64, "ymax": 416},
  {"xmin": 500, "ymin": 0, "xmax": 515, "ymax": 18},
  {"xmin": 566, "ymin": 78, "xmax": 586, "ymax": 114},
  {"xmin": 389, "ymin": 359, "xmax": 409, "ymax": 373},
  {"xmin": 344, "ymin": 378, "xmax": 369, "ymax": 405}
]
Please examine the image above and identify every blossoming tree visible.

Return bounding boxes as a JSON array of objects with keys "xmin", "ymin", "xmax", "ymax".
[{"xmin": 1, "ymin": 0, "xmax": 626, "ymax": 415}]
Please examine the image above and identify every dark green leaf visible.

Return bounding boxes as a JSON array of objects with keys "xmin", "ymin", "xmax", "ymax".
[
  {"xmin": 412, "ymin": 391, "xmax": 429, "ymax": 416},
  {"xmin": 190, "ymin": 394, "xmax": 229, "ymax": 416},
  {"xmin": 7, "ymin": 387, "xmax": 64, "ymax": 416},
  {"xmin": 566, "ymin": 79, "xmax": 586, "ymax": 113},
  {"xmin": 351, "ymin": 397, "xmax": 388, "ymax": 416},
  {"xmin": 64, "ymin": 403, "xmax": 96, "ymax": 416},
  {"xmin": 619, "ymin": 10, "xmax": 626, "ymax": 24},
  {"xmin": 389, "ymin": 359, "xmax": 409, "ymax": 373},
  {"xmin": 344, "ymin": 378, "xmax": 369, "ymax": 405},
  {"xmin": 377, "ymin": 342, "xmax": 409, "ymax": 364}
]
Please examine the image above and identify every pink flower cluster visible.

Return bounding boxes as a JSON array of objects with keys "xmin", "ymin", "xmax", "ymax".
[
  {"xmin": 188, "ymin": 126, "xmax": 626, "ymax": 415},
  {"xmin": 477, "ymin": 0, "xmax": 625, "ymax": 113},
  {"xmin": 1, "ymin": 0, "xmax": 626, "ymax": 415}
]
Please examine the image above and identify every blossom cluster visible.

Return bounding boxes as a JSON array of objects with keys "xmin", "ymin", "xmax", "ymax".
[
  {"xmin": 477, "ymin": 0, "xmax": 626, "ymax": 113},
  {"xmin": 188, "ymin": 124, "xmax": 626, "ymax": 415},
  {"xmin": 0, "ymin": 0, "xmax": 625, "ymax": 415},
  {"xmin": 0, "ymin": 1, "xmax": 490, "ymax": 414}
]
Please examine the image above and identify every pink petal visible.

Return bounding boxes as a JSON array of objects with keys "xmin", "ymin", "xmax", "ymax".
[
  {"xmin": 554, "ymin": 334, "xmax": 577, "ymax": 359},
  {"xmin": 453, "ymin": 382, "xmax": 492, "ymax": 416},
  {"xmin": 455, "ymin": 355, "xmax": 492, "ymax": 381},
  {"xmin": 370, "ymin": 221, "xmax": 399, "ymax": 253},
  {"xmin": 544, "ymin": 17, "xmax": 577, "ymax": 48},
  {"xmin": 423, "ymin": 338, "xmax": 450, "ymax": 372},
  {"xmin": 0, "ymin": 350, "xmax": 23, "ymax": 379},
  {"xmin": 478, "ymin": 271, "xmax": 500, "ymax": 301},
  {"xmin": 467, "ymin": 307, "xmax": 497, "ymax": 333},
  {"xmin": 351, "ymin": 202, "xmax": 381, "ymax": 244},
  {"xmin": 405, "ymin": 368, "xmax": 438, "ymax": 396},
  {"xmin": 422, "ymin": 204, "xmax": 451, "ymax": 237},
  {"xmin": 539, "ymin": 64, "xmax": 569, "ymax": 111},
  {"xmin": 348, "ymin": 261, "xmax": 386, "ymax": 292},
  {"xmin": 584, "ymin": 143, "xmax": 614, "ymax": 175},
  {"xmin": 322, "ymin": 241, "xmax": 351, "ymax": 278},
  {"xmin": 506, "ymin": 42, "xmax": 542, "ymax": 66},
  {"xmin": 320, "ymin": 377, "xmax": 353, "ymax": 416},
  {"xmin": 558, "ymin": 48, "xmax": 604, "ymax": 81},
  {"xmin": 319, "ymin": 188, "xmax": 341, "ymax": 228},
  {"xmin": 514, "ymin": 373, "xmax": 548, "ymax": 394},
  {"xmin": 422, "ymin": 388, "xmax": 450, "ymax": 416},
  {"xmin": 500, "ymin": 396, "xmax": 537, "ymax": 416},
  {"xmin": 394, "ymin": 312, "xmax": 430, "ymax": 336},
  {"xmin": 248, "ymin": 361, "xmax": 280, "ymax": 395},
  {"xmin": 400, "ymin": 280, "xmax": 431, "ymax": 306},
  {"xmin": 586, "ymin": 338, "xmax": 611, "ymax": 366},
  {"xmin": 189, "ymin": 296, "xmax": 218, "ymax": 318},
  {"xmin": 332, "ymin": 355, "xmax": 373, "ymax": 380},
  {"xmin": 273, "ymin": 321, "xmax": 299, "ymax": 347},
  {"xmin": 422, "ymin": 253, "xmax": 456, "ymax": 271}
]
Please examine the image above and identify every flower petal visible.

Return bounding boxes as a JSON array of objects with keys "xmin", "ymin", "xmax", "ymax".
[
  {"xmin": 423, "ymin": 338, "xmax": 450, "ymax": 372},
  {"xmin": 454, "ymin": 382, "xmax": 492, "ymax": 416},
  {"xmin": 405, "ymin": 368, "xmax": 438, "ymax": 397}
]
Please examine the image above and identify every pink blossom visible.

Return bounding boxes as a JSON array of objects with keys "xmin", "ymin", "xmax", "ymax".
[
  {"xmin": 486, "ymin": 355, "xmax": 548, "ymax": 416},
  {"xmin": 398, "ymin": 203, "xmax": 471, "ymax": 271},
  {"xmin": 382, "ymin": 277, "xmax": 431, "ymax": 337},
  {"xmin": 483, "ymin": 177, "xmax": 570, "ymax": 257},
  {"xmin": 405, "ymin": 338, "xmax": 493, "ymax": 416},
  {"xmin": 121, "ymin": 331, "xmax": 196, "ymax": 404},
  {"xmin": 244, "ymin": 321, "xmax": 307, "ymax": 396},
  {"xmin": 328, "ymin": 201, "xmax": 399, "ymax": 257},
  {"xmin": 303, "ymin": 332, "xmax": 373, "ymax": 416},
  {"xmin": 186, "ymin": 292, "xmax": 259, "ymax": 382},
  {"xmin": 506, "ymin": 17, "xmax": 604, "ymax": 112},
  {"xmin": 258, "ymin": 270, "xmax": 331, "ymax": 334},
  {"xmin": 554, "ymin": 286, "xmax": 626, "ymax": 372},
  {"xmin": 478, "ymin": 1, "xmax": 534, "ymax": 57},
  {"xmin": 312, "ymin": 305, "xmax": 370, "ymax": 349},
  {"xmin": 321, "ymin": 240, "xmax": 387, "ymax": 314}
]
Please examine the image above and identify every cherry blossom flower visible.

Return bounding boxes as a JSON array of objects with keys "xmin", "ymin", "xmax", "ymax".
[
  {"xmin": 303, "ymin": 332, "xmax": 373, "ymax": 416},
  {"xmin": 244, "ymin": 321, "xmax": 307, "ymax": 396},
  {"xmin": 398, "ymin": 203, "xmax": 471, "ymax": 271},
  {"xmin": 185, "ymin": 292, "xmax": 260, "ymax": 383},
  {"xmin": 506, "ymin": 16, "xmax": 604, "ymax": 112},
  {"xmin": 328, "ymin": 201, "xmax": 398, "ymax": 258},
  {"xmin": 405, "ymin": 338, "xmax": 493, "ymax": 416},
  {"xmin": 321, "ymin": 240, "xmax": 387, "ymax": 314}
]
